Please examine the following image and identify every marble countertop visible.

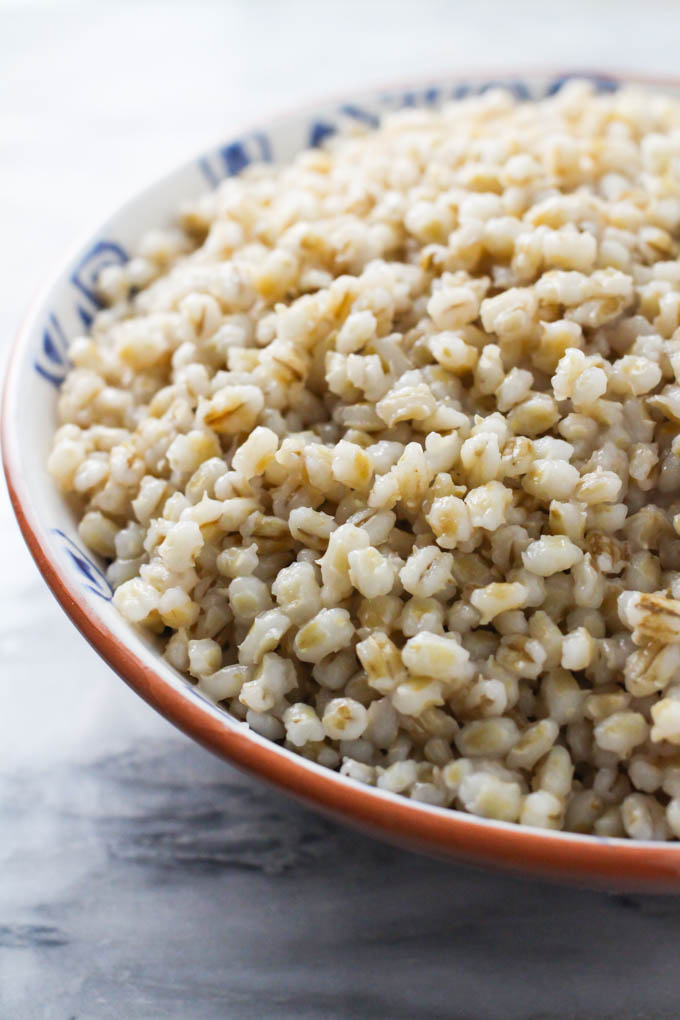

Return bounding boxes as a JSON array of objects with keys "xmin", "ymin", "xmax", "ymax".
[{"xmin": 4, "ymin": 2, "xmax": 680, "ymax": 1016}]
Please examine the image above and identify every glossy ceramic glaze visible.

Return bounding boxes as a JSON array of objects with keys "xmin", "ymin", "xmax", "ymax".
[{"xmin": 6, "ymin": 70, "xmax": 680, "ymax": 889}]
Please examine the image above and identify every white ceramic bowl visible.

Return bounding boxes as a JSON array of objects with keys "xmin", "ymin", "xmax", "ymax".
[{"xmin": 6, "ymin": 69, "xmax": 680, "ymax": 889}]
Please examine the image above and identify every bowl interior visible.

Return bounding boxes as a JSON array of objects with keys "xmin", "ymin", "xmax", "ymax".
[{"xmin": 8, "ymin": 69, "xmax": 680, "ymax": 885}]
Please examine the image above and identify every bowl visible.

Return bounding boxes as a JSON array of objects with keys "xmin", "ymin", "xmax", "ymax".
[{"xmin": 5, "ymin": 69, "xmax": 680, "ymax": 890}]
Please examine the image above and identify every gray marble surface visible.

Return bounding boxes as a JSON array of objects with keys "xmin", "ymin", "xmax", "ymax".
[
  {"xmin": 5, "ymin": 2, "xmax": 680, "ymax": 1017},
  {"xmin": 5, "ymin": 743, "xmax": 680, "ymax": 1020}
]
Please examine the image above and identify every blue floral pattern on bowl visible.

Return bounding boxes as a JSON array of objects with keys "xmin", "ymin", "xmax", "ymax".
[
  {"xmin": 198, "ymin": 131, "xmax": 272, "ymax": 188},
  {"xmin": 34, "ymin": 314, "xmax": 72, "ymax": 387},
  {"xmin": 34, "ymin": 240, "xmax": 129, "ymax": 387},
  {"xmin": 51, "ymin": 529, "xmax": 113, "ymax": 601},
  {"xmin": 70, "ymin": 240, "xmax": 128, "ymax": 326}
]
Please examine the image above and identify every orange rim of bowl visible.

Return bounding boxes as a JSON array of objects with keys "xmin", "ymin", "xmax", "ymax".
[{"xmin": 6, "ymin": 67, "xmax": 680, "ymax": 888}]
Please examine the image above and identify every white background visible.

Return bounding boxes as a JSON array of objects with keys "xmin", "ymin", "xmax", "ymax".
[{"xmin": 4, "ymin": 3, "xmax": 680, "ymax": 1017}]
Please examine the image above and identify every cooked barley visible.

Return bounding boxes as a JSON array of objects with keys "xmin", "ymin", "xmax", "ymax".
[{"xmin": 50, "ymin": 82, "xmax": 680, "ymax": 838}]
